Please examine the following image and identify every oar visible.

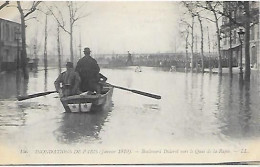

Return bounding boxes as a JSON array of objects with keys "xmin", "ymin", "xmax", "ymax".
[
  {"xmin": 17, "ymin": 91, "xmax": 57, "ymax": 101},
  {"xmin": 105, "ymin": 83, "xmax": 161, "ymax": 100}
]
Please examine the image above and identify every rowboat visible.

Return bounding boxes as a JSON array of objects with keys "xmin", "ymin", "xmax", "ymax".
[{"xmin": 60, "ymin": 86, "xmax": 113, "ymax": 113}]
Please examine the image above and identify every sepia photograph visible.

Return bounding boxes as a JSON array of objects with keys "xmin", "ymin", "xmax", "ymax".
[{"xmin": 0, "ymin": 0, "xmax": 259, "ymax": 165}]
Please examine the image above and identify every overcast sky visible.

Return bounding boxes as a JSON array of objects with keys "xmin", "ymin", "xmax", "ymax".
[{"xmin": 0, "ymin": 1, "xmax": 217, "ymax": 57}]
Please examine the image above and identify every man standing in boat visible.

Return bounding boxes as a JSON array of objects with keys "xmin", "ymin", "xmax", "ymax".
[
  {"xmin": 54, "ymin": 62, "xmax": 81, "ymax": 97},
  {"xmin": 75, "ymin": 47, "xmax": 101, "ymax": 94}
]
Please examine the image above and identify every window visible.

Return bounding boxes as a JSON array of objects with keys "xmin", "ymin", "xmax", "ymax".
[
  {"xmin": 257, "ymin": 24, "xmax": 260, "ymax": 39},
  {"xmin": 13, "ymin": 27, "xmax": 16, "ymax": 42},
  {"xmin": 251, "ymin": 26, "xmax": 255, "ymax": 40},
  {"xmin": 5, "ymin": 24, "xmax": 10, "ymax": 41},
  {"xmin": 3, "ymin": 49, "xmax": 9, "ymax": 62},
  {"xmin": 233, "ymin": 30, "xmax": 237, "ymax": 44},
  {"xmin": 224, "ymin": 38, "xmax": 227, "ymax": 45}
]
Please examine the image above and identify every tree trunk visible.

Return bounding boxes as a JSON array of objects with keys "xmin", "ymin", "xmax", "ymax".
[
  {"xmin": 191, "ymin": 16, "xmax": 194, "ymax": 72},
  {"xmin": 228, "ymin": 2, "xmax": 233, "ymax": 75},
  {"xmin": 214, "ymin": 12, "xmax": 222, "ymax": 75},
  {"xmin": 70, "ymin": 20, "xmax": 73, "ymax": 63},
  {"xmin": 57, "ymin": 25, "xmax": 61, "ymax": 74},
  {"xmin": 207, "ymin": 26, "xmax": 212, "ymax": 72},
  {"xmin": 244, "ymin": 1, "xmax": 251, "ymax": 81},
  {"xmin": 198, "ymin": 15, "xmax": 204, "ymax": 73},
  {"xmin": 18, "ymin": 4, "xmax": 29, "ymax": 79},
  {"xmin": 185, "ymin": 32, "xmax": 189, "ymax": 72},
  {"xmin": 44, "ymin": 14, "xmax": 48, "ymax": 71},
  {"xmin": 195, "ymin": 35, "xmax": 198, "ymax": 72},
  {"xmin": 229, "ymin": 27, "xmax": 233, "ymax": 75}
]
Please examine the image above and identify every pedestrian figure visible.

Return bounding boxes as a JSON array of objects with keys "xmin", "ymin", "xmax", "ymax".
[
  {"xmin": 54, "ymin": 62, "xmax": 81, "ymax": 97},
  {"xmin": 126, "ymin": 51, "xmax": 133, "ymax": 66}
]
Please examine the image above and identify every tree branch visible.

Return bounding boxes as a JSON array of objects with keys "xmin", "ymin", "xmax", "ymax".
[
  {"xmin": 180, "ymin": 19, "xmax": 192, "ymax": 28},
  {"xmin": 0, "ymin": 1, "xmax": 9, "ymax": 10},
  {"xmin": 17, "ymin": 1, "xmax": 23, "ymax": 15},
  {"xmin": 204, "ymin": 1, "xmax": 243, "ymax": 26},
  {"xmin": 47, "ymin": 4, "xmax": 71, "ymax": 34},
  {"xmin": 24, "ymin": 1, "xmax": 41, "ymax": 18},
  {"xmin": 24, "ymin": 16, "xmax": 37, "ymax": 21}
]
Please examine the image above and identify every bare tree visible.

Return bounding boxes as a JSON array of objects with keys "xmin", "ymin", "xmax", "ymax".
[
  {"xmin": 205, "ymin": 2, "xmax": 223, "ymax": 75},
  {"xmin": 184, "ymin": 28, "xmax": 190, "ymax": 72},
  {"xmin": 184, "ymin": 1, "xmax": 206, "ymax": 73},
  {"xmin": 179, "ymin": 23, "xmax": 190, "ymax": 72},
  {"xmin": 43, "ymin": 12, "xmax": 48, "ymax": 71},
  {"xmin": 197, "ymin": 14, "xmax": 204, "ymax": 73},
  {"xmin": 57, "ymin": 24, "xmax": 62, "ymax": 74},
  {"xmin": 189, "ymin": 1, "xmax": 223, "ymax": 75},
  {"xmin": 196, "ymin": 1, "xmax": 259, "ymax": 80},
  {"xmin": 214, "ymin": 1, "xmax": 254, "ymax": 80},
  {"xmin": 207, "ymin": 26, "xmax": 212, "ymax": 72},
  {"xmin": 48, "ymin": 1, "xmax": 88, "ymax": 64},
  {"xmin": 243, "ymin": 1, "xmax": 252, "ymax": 81},
  {"xmin": 17, "ymin": 1, "xmax": 41, "ymax": 79},
  {"xmin": 180, "ymin": 17, "xmax": 194, "ymax": 72},
  {"xmin": 182, "ymin": 2, "xmax": 204, "ymax": 73},
  {"xmin": 228, "ymin": 2, "xmax": 233, "ymax": 75},
  {"xmin": 0, "ymin": 1, "xmax": 9, "ymax": 10}
]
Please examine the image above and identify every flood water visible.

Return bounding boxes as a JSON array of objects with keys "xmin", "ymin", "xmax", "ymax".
[{"xmin": 0, "ymin": 67, "xmax": 259, "ymax": 163}]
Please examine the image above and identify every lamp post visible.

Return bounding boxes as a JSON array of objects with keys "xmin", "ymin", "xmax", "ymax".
[
  {"xmin": 237, "ymin": 28, "xmax": 245, "ymax": 75},
  {"xmin": 15, "ymin": 27, "xmax": 21, "ymax": 70}
]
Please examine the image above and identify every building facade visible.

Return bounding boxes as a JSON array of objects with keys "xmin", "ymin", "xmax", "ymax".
[
  {"xmin": 221, "ymin": 1, "xmax": 259, "ymax": 70},
  {"xmin": 0, "ymin": 18, "xmax": 21, "ymax": 71}
]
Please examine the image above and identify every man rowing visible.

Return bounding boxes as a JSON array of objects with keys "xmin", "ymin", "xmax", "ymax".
[{"xmin": 54, "ymin": 62, "xmax": 81, "ymax": 97}]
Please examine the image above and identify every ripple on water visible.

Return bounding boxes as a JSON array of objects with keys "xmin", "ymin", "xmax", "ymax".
[{"xmin": 143, "ymin": 104, "xmax": 160, "ymax": 110}]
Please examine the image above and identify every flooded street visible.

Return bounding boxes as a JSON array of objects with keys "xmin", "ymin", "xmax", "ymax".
[{"xmin": 0, "ymin": 67, "xmax": 259, "ymax": 163}]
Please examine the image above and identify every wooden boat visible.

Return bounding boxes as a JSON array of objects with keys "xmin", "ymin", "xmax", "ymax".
[
  {"xmin": 135, "ymin": 66, "xmax": 142, "ymax": 72},
  {"xmin": 60, "ymin": 86, "xmax": 113, "ymax": 113}
]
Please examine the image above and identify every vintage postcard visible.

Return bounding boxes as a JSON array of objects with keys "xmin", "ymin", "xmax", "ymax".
[{"xmin": 0, "ymin": 1, "xmax": 259, "ymax": 165}]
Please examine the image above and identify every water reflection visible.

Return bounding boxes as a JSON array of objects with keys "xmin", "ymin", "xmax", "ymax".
[
  {"xmin": 216, "ymin": 75, "xmax": 222, "ymax": 112},
  {"xmin": 199, "ymin": 74, "xmax": 204, "ymax": 112},
  {"xmin": 228, "ymin": 76, "xmax": 233, "ymax": 110},
  {"xmin": 0, "ymin": 106, "xmax": 26, "ymax": 131},
  {"xmin": 241, "ymin": 81, "xmax": 252, "ymax": 137},
  {"xmin": 0, "ymin": 67, "xmax": 259, "ymax": 146},
  {"xmin": 216, "ymin": 75, "xmax": 258, "ymax": 139},
  {"xmin": 184, "ymin": 73, "xmax": 188, "ymax": 103},
  {"xmin": 16, "ymin": 72, "xmax": 21, "ymax": 96},
  {"xmin": 44, "ymin": 70, "xmax": 48, "ymax": 92},
  {"xmin": 32, "ymin": 70, "xmax": 38, "ymax": 78},
  {"xmin": 0, "ymin": 71, "xmax": 28, "ymax": 99},
  {"xmin": 54, "ymin": 102, "xmax": 113, "ymax": 144}
]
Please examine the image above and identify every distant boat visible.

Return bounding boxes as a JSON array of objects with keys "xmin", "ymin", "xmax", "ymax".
[
  {"xmin": 135, "ymin": 66, "xmax": 142, "ymax": 72},
  {"xmin": 60, "ymin": 86, "xmax": 113, "ymax": 113},
  {"xmin": 169, "ymin": 66, "xmax": 176, "ymax": 72}
]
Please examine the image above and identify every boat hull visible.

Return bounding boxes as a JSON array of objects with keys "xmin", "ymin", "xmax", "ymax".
[{"xmin": 60, "ymin": 86, "xmax": 113, "ymax": 113}]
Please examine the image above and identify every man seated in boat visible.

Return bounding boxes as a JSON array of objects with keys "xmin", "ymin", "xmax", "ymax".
[
  {"xmin": 75, "ymin": 47, "xmax": 102, "ymax": 94},
  {"xmin": 54, "ymin": 62, "xmax": 81, "ymax": 97}
]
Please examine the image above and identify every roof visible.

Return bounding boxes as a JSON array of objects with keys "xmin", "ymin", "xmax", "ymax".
[{"xmin": 0, "ymin": 18, "xmax": 20, "ymax": 25}]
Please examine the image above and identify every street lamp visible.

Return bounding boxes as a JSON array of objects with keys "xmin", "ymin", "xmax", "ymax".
[
  {"xmin": 15, "ymin": 27, "xmax": 21, "ymax": 70},
  {"xmin": 237, "ymin": 28, "xmax": 245, "ymax": 75}
]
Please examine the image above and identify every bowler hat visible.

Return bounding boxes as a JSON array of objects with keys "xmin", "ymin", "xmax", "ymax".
[
  {"xmin": 83, "ymin": 47, "xmax": 91, "ymax": 53},
  {"xmin": 66, "ymin": 62, "xmax": 73, "ymax": 68}
]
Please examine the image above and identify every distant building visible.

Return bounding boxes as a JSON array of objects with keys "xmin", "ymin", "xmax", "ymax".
[
  {"xmin": 0, "ymin": 18, "xmax": 21, "ymax": 71},
  {"xmin": 220, "ymin": 1, "xmax": 259, "ymax": 70}
]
